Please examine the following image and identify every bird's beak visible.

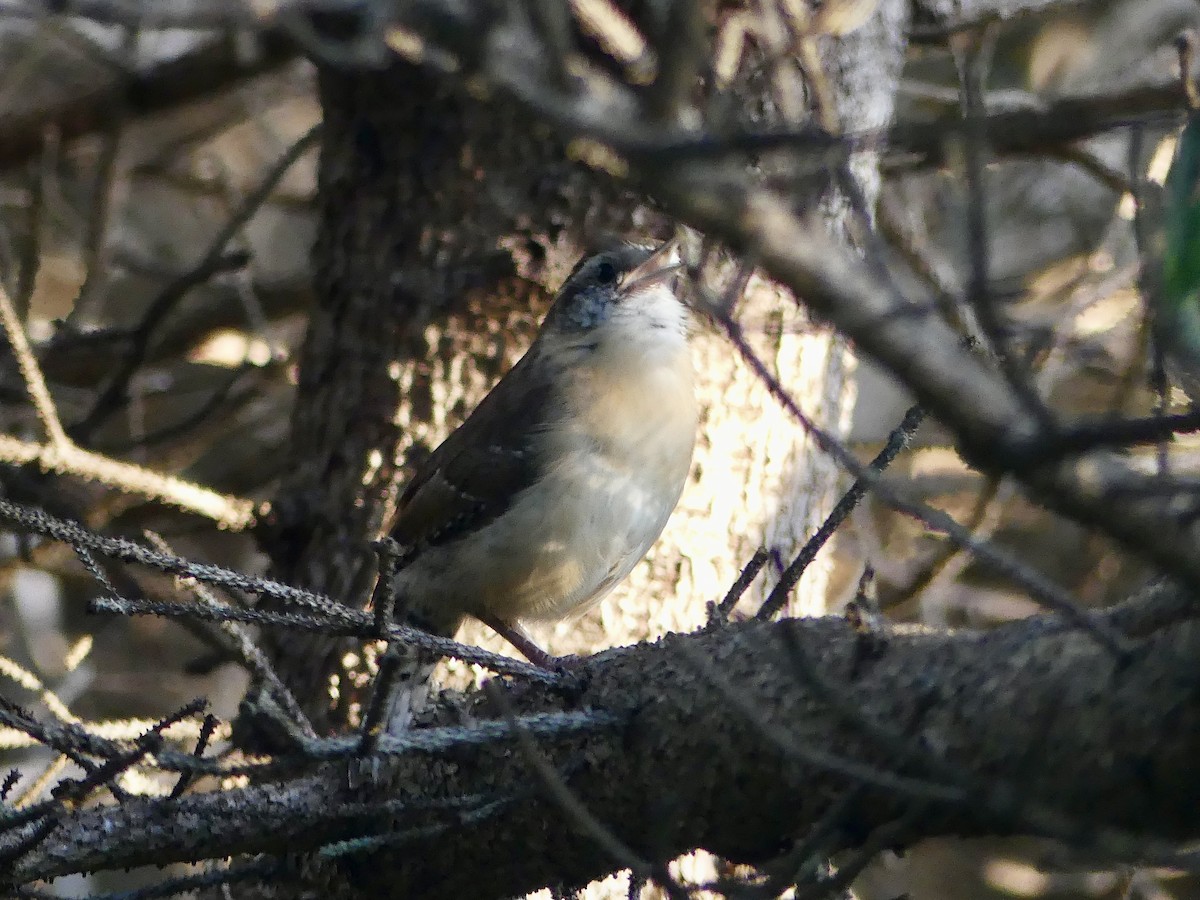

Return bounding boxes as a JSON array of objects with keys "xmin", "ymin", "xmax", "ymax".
[{"xmin": 621, "ymin": 237, "xmax": 682, "ymax": 295}]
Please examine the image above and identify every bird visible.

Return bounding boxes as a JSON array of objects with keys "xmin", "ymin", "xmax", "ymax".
[{"xmin": 371, "ymin": 238, "xmax": 697, "ymax": 735}]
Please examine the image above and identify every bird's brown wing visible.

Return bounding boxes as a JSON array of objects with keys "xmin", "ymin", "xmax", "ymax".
[{"xmin": 389, "ymin": 349, "xmax": 559, "ymax": 551}]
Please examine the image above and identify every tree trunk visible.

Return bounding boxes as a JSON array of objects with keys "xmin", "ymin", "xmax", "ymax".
[{"xmin": 254, "ymin": 1, "xmax": 909, "ymax": 894}]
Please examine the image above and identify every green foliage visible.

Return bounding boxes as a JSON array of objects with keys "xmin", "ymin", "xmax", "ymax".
[{"xmin": 1161, "ymin": 114, "xmax": 1200, "ymax": 372}]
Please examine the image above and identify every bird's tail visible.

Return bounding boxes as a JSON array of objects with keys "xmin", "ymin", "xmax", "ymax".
[
  {"xmin": 348, "ymin": 606, "xmax": 463, "ymax": 786},
  {"xmin": 347, "ymin": 642, "xmax": 439, "ymax": 787},
  {"xmin": 375, "ymin": 641, "xmax": 442, "ymax": 735}
]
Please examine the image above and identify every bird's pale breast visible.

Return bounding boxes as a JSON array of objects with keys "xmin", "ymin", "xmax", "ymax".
[{"xmin": 396, "ymin": 342, "xmax": 696, "ymax": 627}]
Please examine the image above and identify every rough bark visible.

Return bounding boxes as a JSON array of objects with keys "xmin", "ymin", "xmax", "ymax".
[{"xmin": 17, "ymin": 593, "xmax": 1200, "ymax": 898}]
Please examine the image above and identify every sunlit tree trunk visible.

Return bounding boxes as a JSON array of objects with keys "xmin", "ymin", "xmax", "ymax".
[{"xmin": 257, "ymin": 3, "xmax": 907, "ymax": 895}]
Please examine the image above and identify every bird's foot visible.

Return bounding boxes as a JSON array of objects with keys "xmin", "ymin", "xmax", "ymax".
[
  {"xmin": 480, "ymin": 615, "xmax": 584, "ymax": 674},
  {"xmin": 535, "ymin": 651, "xmax": 586, "ymax": 675}
]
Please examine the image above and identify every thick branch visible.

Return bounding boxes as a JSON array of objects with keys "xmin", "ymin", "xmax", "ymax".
[
  {"xmin": 911, "ymin": 0, "xmax": 1087, "ymax": 33},
  {"xmin": 15, "ymin": 602, "xmax": 1200, "ymax": 897},
  {"xmin": 890, "ymin": 80, "xmax": 1191, "ymax": 168}
]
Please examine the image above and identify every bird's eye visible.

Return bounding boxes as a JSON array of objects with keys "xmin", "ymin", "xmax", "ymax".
[{"xmin": 594, "ymin": 260, "xmax": 617, "ymax": 284}]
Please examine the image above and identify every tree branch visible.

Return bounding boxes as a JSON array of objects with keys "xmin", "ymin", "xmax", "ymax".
[
  {"xmin": 889, "ymin": 79, "xmax": 1192, "ymax": 169},
  {"xmin": 0, "ymin": 26, "xmax": 295, "ymax": 169},
  {"xmin": 911, "ymin": 0, "xmax": 1089, "ymax": 37},
  {"xmin": 12, "ymin": 591, "xmax": 1200, "ymax": 897}
]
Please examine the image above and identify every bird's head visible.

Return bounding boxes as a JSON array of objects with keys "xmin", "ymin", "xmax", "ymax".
[{"xmin": 542, "ymin": 240, "xmax": 688, "ymax": 356}]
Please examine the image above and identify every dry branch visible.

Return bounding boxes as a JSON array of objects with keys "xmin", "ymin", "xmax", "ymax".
[
  {"xmin": 0, "ymin": 275, "xmax": 256, "ymax": 527},
  {"xmin": 10, "ymin": 589, "xmax": 1200, "ymax": 897},
  {"xmin": 0, "ymin": 24, "xmax": 296, "ymax": 170}
]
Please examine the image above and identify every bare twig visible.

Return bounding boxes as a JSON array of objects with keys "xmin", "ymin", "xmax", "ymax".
[
  {"xmin": 0, "ymin": 432, "xmax": 255, "ymax": 528},
  {"xmin": 369, "ymin": 536, "xmax": 404, "ymax": 635},
  {"xmin": 0, "ymin": 266, "xmax": 255, "ymax": 526},
  {"xmin": 0, "ymin": 656, "xmax": 77, "ymax": 726},
  {"xmin": 90, "ymin": 593, "xmax": 560, "ymax": 684},
  {"xmin": 96, "ymin": 362, "xmax": 259, "ymax": 454},
  {"xmin": 1, "ymin": 771, "xmax": 19, "ymax": 803},
  {"xmin": 1125, "ymin": 124, "xmax": 1172, "ymax": 480},
  {"xmin": 170, "ymin": 712, "xmax": 218, "ymax": 799},
  {"xmin": 0, "ymin": 499, "xmax": 287, "ymax": 604},
  {"xmin": 10, "ymin": 757, "xmax": 66, "ymax": 811},
  {"xmin": 54, "ymin": 699, "xmax": 207, "ymax": 807},
  {"xmin": 0, "ymin": 500, "xmax": 559, "ymax": 682},
  {"xmin": 1177, "ymin": 32, "xmax": 1200, "ymax": 111},
  {"xmin": 756, "ymin": 406, "xmax": 926, "ymax": 620},
  {"xmin": 884, "ymin": 475, "xmax": 1008, "ymax": 616},
  {"xmin": 708, "ymin": 547, "xmax": 769, "ymax": 625},
  {"xmin": 792, "ymin": 806, "xmax": 926, "ymax": 900},
  {"xmin": 143, "ymin": 531, "xmax": 314, "ymax": 738},
  {"xmin": 716, "ymin": 311, "xmax": 1128, "ymax": 654},
  {"xmin": 0, "ymin": 280, "xmax": 68, "ymax": 448},
  {"xmin": 72, "ymin": 123, "xmax": 320, "ymax": 440},
  {"xmin": 642, "ymin": 0, "xmax": 706, "ymax": 122},
  {"xmin": 0, "ymin": 24, "xmax": 296, "ymax": 169},
  {"xmin": 71, "ymin": 25, "xmax": 135, "ymax": 322},
  {"xmin": 13, "ymin": 128, "xmax": 56, "ymax": 321}
]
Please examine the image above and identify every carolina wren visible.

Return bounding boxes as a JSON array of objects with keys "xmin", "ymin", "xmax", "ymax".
[{"xmin": 376, "ymin": 239, "xmax": 695, "ymax": 729}]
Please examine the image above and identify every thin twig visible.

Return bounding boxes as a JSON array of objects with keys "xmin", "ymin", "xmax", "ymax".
[
  {"xmin": 0, "ymin": 433, "xmax": 255, "ymax": 528},
  {"xmin": 170, "ymin": 712, "xmax": 218, "ymax": 799},
  {"xmin": 11, "ymin": 757, "xmax": 66, "ymax": 811},
  {"xmin": 643, "ymin": 0, "xmax": 706, "ymax": 122},
  {"xmin": 14, "ymin": 127, "xmax": 55, "ymax": 321},
  {"xmin": 72, "ymin": 123, "xmax": 321, "ymax": 440},
  {"xmin": 96, "ymin": 362, "xmax": 258, "ymax": 454},
  {"xmin": 757, "ymin": 406, "xmax": 926, "ymax": 620},
  {"xmin": 792, "ymin": 806, "xmax": 926, "ymax": 900},
  {"xmin": 708, "ymin": 547, "xmax": 769, "ymax": 625},
  {"xmin": 1, "ymin": 770, "xmax": 19, "ymax": 802},
  {"xmin": 1045, "ymin": 144, "xmax": 1134, "ymax": 195},
  {"xmin": 54, "ymin": 699, "xmax": 206, "ymax": 807},
  {"xmin": 883, "ymin": 475, "xmax": 1006, "ymax": 617},
  {"xmin": 717, "ymin": 313, "xmax": 1129, "ymax": 655},
  {"xmin": 0, "ymin": 282, "xmax": 68, "ymax": 447},
  {"xmin": 0, "ymin": 656, "xmax": 77, "ymax": 725},
  {"xmin": 1032, "ymin": 409, "xmax": 1200, "ymax": 460},
  {"xmin": 0, "ymin": 498, "xmax": 265, "ymax": 600},
  {"xmin": 71, "ymin": 25, "xmax": 135, "ymax": 322},
  {"xmin": 1177, "ymin": 32, "xmax": 1200, "ymax": 111},
  {"xmin": 354, "ymin": 644, "xmax": 404, "ymax": 765},
  {"xmin": 1126, "ymin": 124, "xmax": 1171, "ymax": 479},
  {"xmin": 143, "ymin": 531, "xmax": 314, "ymax": 738},
  {"xmin": 370, "ymin": 536, "xmax": 404, "ymax": 636},
  {"xmin": 953, "ymin": 27, "xmax": 1050, "ymax": 424},
  {"xmin": 0, "ymin": 699, "xmax": 126, "ymax": 803},
  {"xmin": 758, "ymin": 786, "xmax": 870, "ymax": 897},
  {"xmin": 90, "ymin": 593, "xmax": 559, "ymax": 684},
  {"xmin": 68, "ymin": 250, "xmax": 249, "ymax": 441},
  {"xmin": 0, "ymin": 700, "xmax": 621, "ymax": 783}
]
